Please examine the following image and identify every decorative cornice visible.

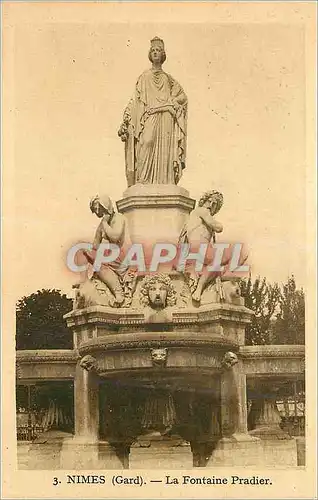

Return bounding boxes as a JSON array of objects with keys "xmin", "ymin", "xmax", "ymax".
[
  {"xmin": 16, "ymin": 349, "xmax": 78, "ymax": 364},
  {"xmin": 64, "ymin": 306, "xmax": 145, "ymax": 328},
  {"xmin": 78, "ymin": 333, "xmax": 238, "ymax": 355},
  {"xmin": 116, "ymin": 195, "xmax": 195, "ymax": 212},
  {"xmin": 172, "ymin": 304, "xmax": 253, "ymax": 324},
  {"xmin": 240, "ymin": 345, "xmax": 305, "ymax": 358},
  {"xmin": 64, "ymin": 306, "xmax": 124, "ymax": 322},
  {"xmin": 64, "ymin": 303, "xmax": 253, "ymax": 329}
]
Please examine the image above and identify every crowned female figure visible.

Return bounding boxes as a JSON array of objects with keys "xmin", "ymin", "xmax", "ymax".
[{"xmin": 118, "ymin": 37, "xmax": 187, "ymax": 186}]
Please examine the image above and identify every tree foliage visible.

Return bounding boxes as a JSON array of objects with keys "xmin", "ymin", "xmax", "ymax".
[
  {"xmin": 239, "ymin": 276, "xmax": 281, "ymax": 345},
  {"xmin": 239, "ymin": 275, "xmax": 305, "ymax": 345},
  {"xmin": 16, "ymin": 289, "xmax": 73, "ymax": 350},
  {"xmin": 273, "ymin": 277, "xmax": 305, "ymax": 345}
]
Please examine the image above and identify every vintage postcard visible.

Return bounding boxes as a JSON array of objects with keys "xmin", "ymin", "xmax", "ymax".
[{"xmin": 1, "ymin": 1, "xmax": 317, "ymax": 499}]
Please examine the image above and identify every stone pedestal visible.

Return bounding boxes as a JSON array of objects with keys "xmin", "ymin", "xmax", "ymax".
[
  {"xmin": 25, "ymin": 431, "xmax": 72, "ymax": 470},
  {"xmin": 17, "ymin": 442, "xmax": 31, "ymax": 470},
  {"xmin": 249, "ymin": 397, "xmax": 290, "ymax": 440},
  {"xmin": 65, "ymin": 298, "xmax": 254, "ymax": 470},
  {"xmin": 296, "ymin": 437, "xmax": 306, "ymax": 466},
  {"xmin": 247, "ymin": 394, "xmax": 297, "ymax": 467},
  {"xmin": 129, "ymin": 434, "xmax": 192, "ymax": 469},
  {"xmin": 116, "ymin": 184, "xmax": 195, "ymax": 245},
  {"xmin": 207, "ymin": 434, "xmax": 262, "ymax": 467},
  {"xmin": 260, "ymin": 438, "xmax": 298, "ymax": 467},
  {"xmin": 60, "ymin": 438, "xmax": 122, "ymax": 469}
]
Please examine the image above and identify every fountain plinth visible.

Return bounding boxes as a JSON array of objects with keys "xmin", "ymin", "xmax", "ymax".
[{"xmin": 117, "ymin": 184, "xmax": 195, "ymax": 245}]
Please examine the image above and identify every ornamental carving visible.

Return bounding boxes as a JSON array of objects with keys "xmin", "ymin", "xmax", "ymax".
[
  {"xmin": 80, "ymin": 354, "xmax": 98, "ymax": 372},
  {"xmin": 140, "ymin": 274, "xmax": 177, "ymax": 310},
  {"xmin": 221, "ymin": 351, "xmax": 238, "ymax": 369},
  {"xmin": 151, "ymin": 348, "xmax": 168, "ymax": 367}
]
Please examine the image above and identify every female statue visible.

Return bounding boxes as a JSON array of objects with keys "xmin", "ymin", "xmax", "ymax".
[
  {"xmin": 83, "ymin": 195, "xmax": 131, "ymax": 306},
  {"xmin": 178, "ymin": 190, "xmax": 224, "ymax": 302},
  {"xmin": 118, "ymin": 37, "xmax": 187, "ymax": 186}
]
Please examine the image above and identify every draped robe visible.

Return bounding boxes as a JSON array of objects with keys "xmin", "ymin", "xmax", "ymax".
[{"xmin": 123, "ymin": 69, "xmax": 187, "ymax": 185}]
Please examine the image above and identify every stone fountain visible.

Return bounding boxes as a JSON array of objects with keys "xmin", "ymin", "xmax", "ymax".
[
  {"xmin": 62, "ymin": 36, "xmax": 263, "ymax": 470},
  {"xmin": 17, "ymin": 37, "xmax": 304, "ymax": 471}
]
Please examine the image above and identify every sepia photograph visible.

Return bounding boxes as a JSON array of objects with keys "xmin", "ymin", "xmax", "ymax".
[{"xmin": 2, "ymin": 2, "xmax": 317, "ymax": 499}]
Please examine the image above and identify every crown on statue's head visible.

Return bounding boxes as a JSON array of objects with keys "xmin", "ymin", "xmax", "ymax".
[{"xmin": 150, "ymin": 36, "xmax": 165, "ymax": 50}]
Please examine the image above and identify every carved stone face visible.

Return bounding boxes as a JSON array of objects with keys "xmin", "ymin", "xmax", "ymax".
[
  {"xmin": 148, "ymin": 283, "xmax": 168, "ymax": 309},
  {"xmin": 151, "ymin": 348, "xmax": 168, "ymax": 366},
  {"xmin": 91, "ymin": 200, "xmax": 104, "ymax": 218},
  {"xmin": 91, "ymin": 200, "xmax": 111, "ymax": 221},
  {"xmin": 149, "ymin": 46, "xmax": 164, "ymax": 64},
  {"xmin": 208, "ymin": 198, "xmax": 219, "ymax": 216},
  {"xmin": 80, "ymin": 355, "xmax": 97, "ymax": 372},
  {"xmin": 140, "ymin": 274, "xmax": 177, "ymax": 310},
  {"xmin": 222, "ymin": 351, "xmax": 238, "ymax": 369},
  {"xmin": 198, "ymin": 191, "xmax": 223, "ymax": 216}
]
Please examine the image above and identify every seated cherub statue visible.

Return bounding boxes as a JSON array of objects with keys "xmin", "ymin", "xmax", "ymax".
[
  {"xmin": 82, "ymin": 194, "xmax": 136, "ymax": 307},
  {"xmin": 178, "ymin": 190, "xmax": 224, "ymax": 303}
]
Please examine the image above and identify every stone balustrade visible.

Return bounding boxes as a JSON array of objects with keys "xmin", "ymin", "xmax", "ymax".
[
  {"xmin": 16, "ymin": 350, "xmax": 78, "ymax": 381},
  {"xmin": 16, "ymin": 344, "xmax": 305, "ymax": 382},
  {"xmin": 240, "ymin": 345, "xmax": 305, "ymax": 376}
]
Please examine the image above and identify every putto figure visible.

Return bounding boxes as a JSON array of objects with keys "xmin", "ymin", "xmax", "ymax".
[
  {"xmin": 118, "ymin": 37, "xmax": 187, "ymax": 186},
  {"xmin": 140, "ymin": 273, "xmax": 177, "ymax": 310}
]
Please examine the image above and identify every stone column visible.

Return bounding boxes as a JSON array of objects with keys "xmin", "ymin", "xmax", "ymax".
[
  {"xmin": 207, "ymin": 357, "xmax": 261, "ymax": 467},
  {"xmin": 219, "ymin": 365, "xmax": 236, "ymax": 436},
  {"xmin": 61, "ymin": 360, "xmax": 122, "ymax": 469},
  {"xmin": 232, "ymin": 362, "xmax": 249, "ymax": 435},
  {"xmin": 74, "ymin": 362, "xmax": 99, "ymax": 440},
  {"xmin": 219, "ymin": 359, "xmax": 248, "ymax": 436}
]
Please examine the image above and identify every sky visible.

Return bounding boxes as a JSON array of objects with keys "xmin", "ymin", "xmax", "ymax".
[{"xmin": 4, "ymin": 3, "xmax": 312, "ymax": 300}]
